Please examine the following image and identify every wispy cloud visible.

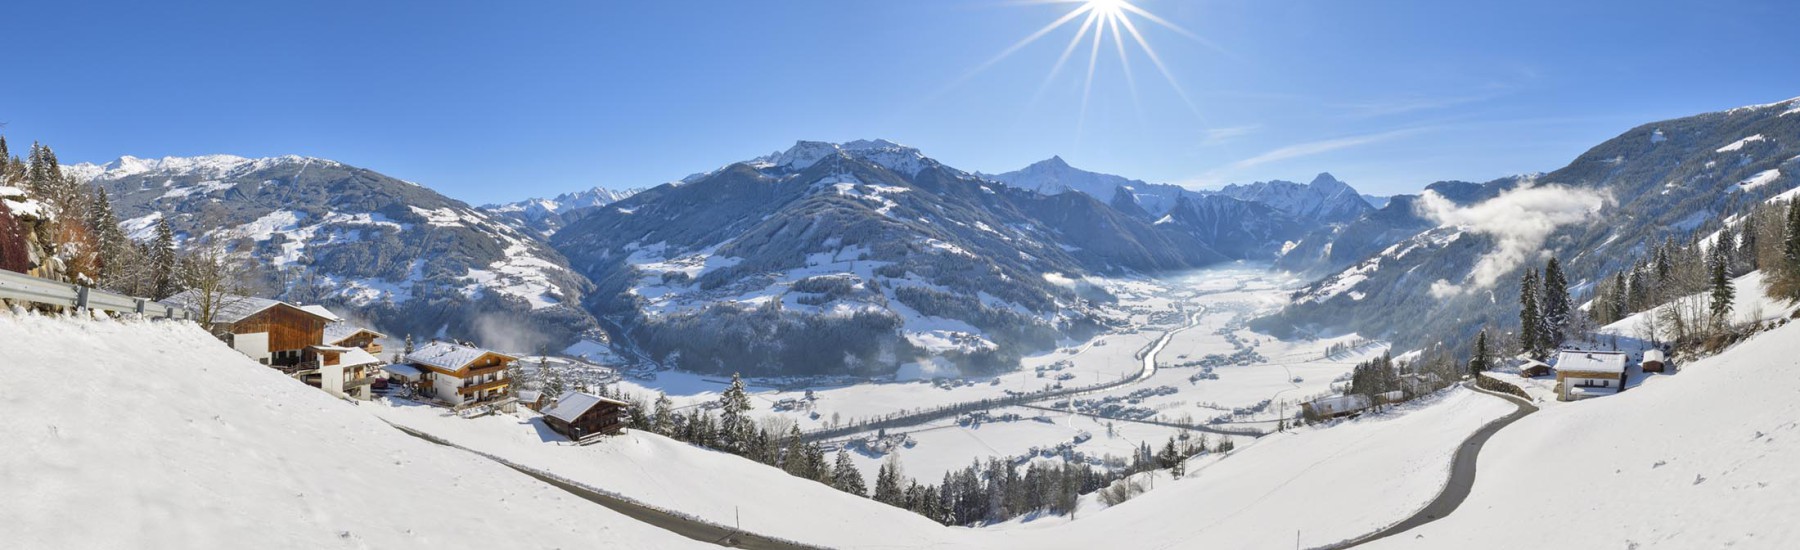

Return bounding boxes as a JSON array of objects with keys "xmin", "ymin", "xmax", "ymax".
[
  {"xmin": 1199, "ymin": 124, "xmax": 1260, "ymax": 145},
  {"xmin": 1228, "ymin": 127, "xmax": 1426, "ymax": 170},
  {"xmin": 1335, "ymin": 93, "xmax": 1504, "ymax": 119}
]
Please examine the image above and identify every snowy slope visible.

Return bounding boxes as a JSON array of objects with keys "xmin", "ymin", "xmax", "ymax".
[
  {"xmin": 1373, "ymin": 319, "xmax": 1800, "ymax": 549},
  {"xmin": 0, "ymin": 312, "xmax": 703, "ymax": 550},
  {"xmin": 372, "ymin": 401, "xmax": 961, "ymax": 549}
]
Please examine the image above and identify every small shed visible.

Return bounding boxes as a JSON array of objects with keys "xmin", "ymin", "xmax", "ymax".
[
  {"xmin": 542, "ymin": 391, "xmax": 629, "ymax": 443},
  {"xmin": 1641, "ymin": 349, "xmax": 1668, "ymax": 373},
  {"xmin": 1518, "ymin": 359, "xmax": 1553, "ymax": 378}
]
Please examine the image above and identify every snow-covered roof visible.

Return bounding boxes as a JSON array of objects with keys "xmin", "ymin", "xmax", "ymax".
[
  {"xmin": 1567, "ymin": 385, "xmax": 1619, "ymax": 397},
  {"xmin": 160, "ymin": 290, "xmax": 330, "ymax": 325},
  {"xmin": 337, "ymin": 347, "xmax": 383, "ymax": 368},
  {"xmin": 405, "ymin": 341, "xmax": 512, "ymax": 372},
  {"xmin": 1306, "ymin": 394, "xmax": 1372, "ymax": 414},
  {"xmin": 298, "ymin": 305, "xmax": 342, "ymax": 322},
  {"xmin": 382, "ymin": 363, "xmax": 423, "ymax": 379},
  {"xmin": 324, "ymin": 323, "xmax": 385, "ymax": 345},
  {"xmin": 1554, "ymin": 350, "xmax": 1629, "ymax": 374},
  {"xmin": 1643, "ymin": 349, "xmax": 1666, "ymax": 363},
  {"xmin": 543, "ymin": 391, "xmax": 629, "ymax": 423}
]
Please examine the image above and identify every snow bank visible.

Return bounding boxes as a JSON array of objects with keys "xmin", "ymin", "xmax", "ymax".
[
  {"xmin": 1374, "ymin": 320, "xmax": 1800, "ymax": 549},
  {"xmin": 372, "ymin": 402, "xmax": 961, "ymax": 548},
  {"xmin": 0, "ymin": 313, "xmax": 703, "ymax": 549}
]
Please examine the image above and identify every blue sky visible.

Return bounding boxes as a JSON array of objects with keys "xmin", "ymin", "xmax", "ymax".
[{"xmin": 4, "ymin": 0, "xmax": 1797, "ymax": 203}]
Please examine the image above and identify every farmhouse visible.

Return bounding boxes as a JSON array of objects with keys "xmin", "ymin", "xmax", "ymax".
[
  {"xmin": 162, "ymin": 290, "xmax": 333, "ymax": 367},
  {"xmin": 1641, "ymin": 349, "xmax": 1668, "ymax": 373},
  {"xmin": 1555, "ymin": 350, "xmax": 1629, "ymax": 401},
  {"xmin": 405, "ymin": 341, "xmax": 516, "ymax": 407},
  {"xmin": 541, "ymin": 391, "xmax": 629, "ymax": 443},
  {"xmin": 1302, "ymin": 394, "xmax": 1373, "ymax": 420}
]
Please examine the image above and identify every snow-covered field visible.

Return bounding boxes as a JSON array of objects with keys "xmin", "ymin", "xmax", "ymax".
[
  {"xmin": 0, "ymin": 312, "xmax": 705, "ymax": 549},
  {"xmin": 1373, "ymin": 317, "xmax": 1800, "ymax": 549}
]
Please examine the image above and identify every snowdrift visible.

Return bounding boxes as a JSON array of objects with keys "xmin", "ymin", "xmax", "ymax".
[
  {"xmin": 0, "ymin": 312, "xmax": 703, "ymax": 549},
  {"xmin": 1375, "ymin": 320, "xmax": 1800, "ymax": 548}
]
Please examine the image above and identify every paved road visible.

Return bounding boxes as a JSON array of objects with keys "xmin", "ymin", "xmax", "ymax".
[
  {"xmin": 389, "ymin": 423, "xmax": 823, "ymax": 550},
  {"xmin": 1333, "ymin": 384, "xmax": 1539, "ymax": 548}
]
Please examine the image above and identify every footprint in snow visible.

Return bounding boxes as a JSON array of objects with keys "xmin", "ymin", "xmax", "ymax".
[{"xmin": 1693, "ymin": 474, "xmax": 1707, "ymax": 485}]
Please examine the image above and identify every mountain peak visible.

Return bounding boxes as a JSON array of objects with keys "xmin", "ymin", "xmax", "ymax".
[{"xmin": 768, "ymin": 139, "xmax": 928, "ymax": 176}]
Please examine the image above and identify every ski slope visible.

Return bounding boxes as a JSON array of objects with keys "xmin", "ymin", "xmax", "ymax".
[
  {"xmin": 0, "ymin": 312, "xmax": 705, "ymax": 550},
  {"xmin": 1373, "ymin": 319, "xmax": 1800, "ymax": 549}
]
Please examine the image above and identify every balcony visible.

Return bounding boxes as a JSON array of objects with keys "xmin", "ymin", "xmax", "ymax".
[
  {"xmin": 466, "ymin": 363, "xmax": 507, "ymax": 377},
  {"xmin": 457, "ymin": 378, "xmax": 510, "ymax": 395}
]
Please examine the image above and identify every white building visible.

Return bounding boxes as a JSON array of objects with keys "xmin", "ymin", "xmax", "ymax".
[
  {"xmin": 404, "ymin": 341, "xmax": 516, "ymax": 407},
  {"xmin": 1555, "ymin": 350, "xmax": 1629, "ymax": 401}
]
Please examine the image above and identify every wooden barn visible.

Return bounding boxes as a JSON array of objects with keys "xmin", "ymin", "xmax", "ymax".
[
  {"xmin": 162, "ymin": 290, "xmax": 333, "ymax": 367},
  {"xmin": 1641, "ymin": 349, "xmax": 1669, "ymax": 373},
  {"xmin": 1555, "ymin": 350, "xmax": 1629, "ymax": 401},
  {"xmin": 541, "ymin": 391, "xmax": 629, "ymax": 443},
  {"xmin": 1518, "ymin": 359, "xmax": 1553, "ymax": 378}
]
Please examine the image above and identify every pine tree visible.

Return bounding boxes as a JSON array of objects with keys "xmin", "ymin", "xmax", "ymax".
[
  {"xmin": 652, "ymin": 393, "xmax": 674, "ymax": 435},
  {"xmin": 86, "ymin": 189, "xmax": 128, "ymax": 287},
  {"xmin": 150, "ymin": 218, "xmax": 178, "ymax": 299},
  {"xmin": 1518, "ymin": 269, "xmax": 1544, "ymax": 358},
  {"xmin": 717, "ymin": 373, "xmax": 753, "ymax": 452},
  {"xmin": 1469, "ymin": 330, "xmax": 1491, "ymax": 374},
  {"xmin": 1710, "ymin": 242, "xmax": 1736, "ymax": 325},
  {"xmin": 874, "ymin": 456, "xmax": 905, "ymax": 506},
  {"xmin": 831, "ymin": 449, "xmax": 866, "ymax": 496},
  {"xmin": 1541, "ymin": 258, "xmax": 1571, "ymax": 346}
]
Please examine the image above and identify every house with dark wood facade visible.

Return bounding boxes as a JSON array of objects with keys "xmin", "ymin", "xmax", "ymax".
[
  {"xmin": 324, "ymin": 324, "xmax": 386, "ymax": 356},
  {"xmin": 162, "ymin": 290, "xmax": 333, "ymax": 367},
  {"xmin": 1555, "ymin": 350, "xmax": 1630, "ymax": 401},
  {"xmin": 541, "ymin": 391, "xmax": 629, "ymax": 443},
  {"xmin": 404, "ymin": 341, "xmax": 516, "ymax": 407}
]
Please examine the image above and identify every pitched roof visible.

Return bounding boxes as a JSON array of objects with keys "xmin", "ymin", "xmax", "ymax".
[
  {"xmin": 298, "ymin": 305, "xmax": 342, "ymax": 322},
  {"xmin": 1555, "ymin": 350, "xmax": 1629, "ymax": 374},
  {"xmin": 160, "ymin": 290, "xmax": 332, "ymax": 325},
  {"xmin": 324, "ymin": 323, "xmax": 385, "ymax": 345},
  {"xmin": 336, "ymin": 347, "xmax": 383, "ymax": 367},
  {"xmin": 543, "ymin": 391, "xmax": 629, "ymax": 423},
  {"xmin": 405, "ymin": 341, "xmax": 513, "ymax": 372},
  {"xmin": 1643, "ymin": 349, "xmax": 1666, "ymax": 363},
  {"xmin": 382, "ymin": 363, "xmax": 424, "ymax": 378}
]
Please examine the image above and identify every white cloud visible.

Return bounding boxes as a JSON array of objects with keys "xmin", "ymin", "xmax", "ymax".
[
  {"xmin": 1200, "ymin": 125, "xmax": 1260, "ymax": 145},
  {"xmin": 1417, "ymin": 180, "xmax": 1610, "ymax": 299},
  {"xmin": 1229, "ymin": 127, "xmax": 1426, "ymax": 170}
]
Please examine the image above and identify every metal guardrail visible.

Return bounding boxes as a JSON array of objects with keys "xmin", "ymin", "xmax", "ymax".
[{"xmin": 0, "ymin": 269, "xmax": 196, "ymax": 320}]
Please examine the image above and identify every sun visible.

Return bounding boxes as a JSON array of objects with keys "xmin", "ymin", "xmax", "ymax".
[{"xmin": 950, "ymin": 0, "xmax": 1213, "ymax": 122}]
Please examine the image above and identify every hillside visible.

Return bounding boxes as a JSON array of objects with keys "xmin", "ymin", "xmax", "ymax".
[
  {"xmin": 0, "ymin": 312, "xmax": 703, "ymax": 549},
  {"xmin": 1374, "ymin": 317, "xmax": 1800, "ymax": 549},
  {"xmin": 550, "ymin": 139, "xmax": 1226, "ymax": 376},
  {"xmin": 1257, "ymin": 97, "xmax": 1800, "ymax": 347},
  {"xmin": 68, "ymin": 155, "xmax": 601, "ymax": 350}
]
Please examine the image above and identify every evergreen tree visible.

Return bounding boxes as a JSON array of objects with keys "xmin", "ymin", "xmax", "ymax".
[
  {"xmin": 1541, "ymin": 258, "xmax": 1571, "ymax": 346},
  {"xmin": 87, "ymin": 189, "xmax": 128, "ymax": 287},
  {"xmin": 831, "ymin": 449, "xmax": 866, "ymax": 496},
  {"xmin": 1518, "ymin": 269, "xmax": 1545, "ymax": 358},
  {"xmin": 1468, "ymin": 330, "xmax": 1492, "ymax": 374},
  {"xmin": 717, "ymin": 372, "xmax": 754, "ymax": 452},
  {"xmin": 150, "ymin": 219, "xmax": 178, "ymax": 299},
  {"xmin": 1710, "ymin": 242, "xmax": 1736, "ymax": 325},
  {"xmin": 874, "ymin": 455, "xmax": 905, "ymax": 506},
  {"xmin": 652, "ymin": 393, "xmax": 674, "ymax": 435}
]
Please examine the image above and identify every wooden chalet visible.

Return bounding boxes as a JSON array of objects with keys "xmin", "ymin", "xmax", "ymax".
[
  {"xmin": 162, "ymin": 290, "xmax": 333, "ymax": 367},
  {"xmin": 324, "ymin": 323, "xmax": 386, "ymax": 355},
  {"xmin": 541, "ymin": 391, "xmax": 629, "ymax": 443},
  {"xmin": 1555, "ymin": 350, "xmax": 1629, "ymax": 401},
  {"xmin": 405, "ymin": 341, "xmax": 516, "ymax": 407}
]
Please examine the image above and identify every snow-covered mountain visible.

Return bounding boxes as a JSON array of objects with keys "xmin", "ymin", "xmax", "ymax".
[
  {"xmin": 551, "ymin": 139, "xmax": 1226, "ymax": 376},
  {"xmin": 983, "ymin": 156, "xmax": 1193, "ymax": 216},
  {"xmin": 482, "ymin": 186, "xmax": 644, "ymax": 236},
  {"xmin": 1256, "ymin": 97, "xmax": 1800, "ymax": 348},
  {"xmin": 1215, "ymin": 172, "xmax": 1374, "ymax": 225},
  {"xmin": 69, "ymin": 154, "xmax": 601, "ymax": 350}
]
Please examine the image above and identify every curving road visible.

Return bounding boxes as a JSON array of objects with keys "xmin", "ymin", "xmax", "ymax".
[{"xmin": 1332, "ymin": 384, "xmax": 1539, "ymax": 548}]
